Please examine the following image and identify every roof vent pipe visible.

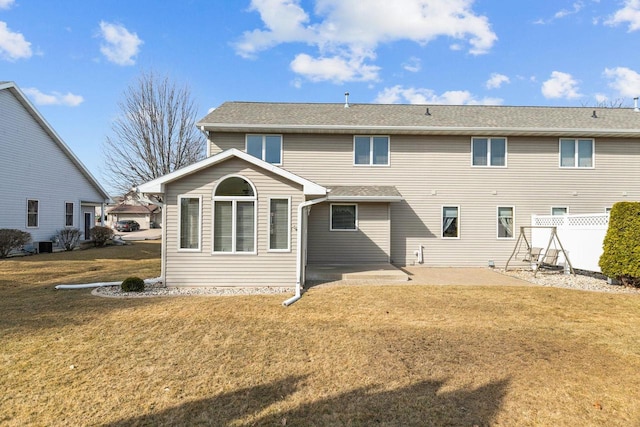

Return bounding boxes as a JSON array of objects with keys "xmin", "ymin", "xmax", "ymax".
[
  {"xmin": 344, "ymin": 92, "xmax": 350, "ymax": 108},
  {"xmin": 635, "ymin": 97, "xmax": 639, "ymax": 112},
  {"xmin": 592, "ymin": 110, "xmax": 598, "ymax": 118}
]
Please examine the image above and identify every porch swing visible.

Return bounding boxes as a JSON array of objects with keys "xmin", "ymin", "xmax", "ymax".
[{"xmin": 505, "ymin": 226, "xmax": 575, "ymax": 276}]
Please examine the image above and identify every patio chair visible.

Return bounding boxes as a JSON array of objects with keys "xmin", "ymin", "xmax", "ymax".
[
  {"xmin": 539, "ymin": 249, "xmax": 562, "ymax": 270},
  {"xmin": 523, "ymin": 247, "xmax": 542, "ymax": 263}
]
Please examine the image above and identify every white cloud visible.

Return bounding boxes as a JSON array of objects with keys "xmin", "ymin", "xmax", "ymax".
[
  {"xmin": 23, "ymin": 88, "xmax": 84, "ymax": 107},
  {"xmin": 98, "ymin": 21, "xmax": 142, "ymax": 66},
  {"xmin": 0, "ymin": 21, "xmax": 31, "ymax": 61},
  {"xmin": 605, "ymin": 0, "xmax": 640, "ymax": 31},
  {"xmin": 235, "ymin": 0, "xmax": 497, "ymax": 83},
  {"xmin": 402, "ymin": 56, "xmax": 421, "ymax": 73},
  {"xmin": 554, "ymin": 1, "xmax": 584, "ymax": 19},
  {"xmin": 535, "ymin": 1, "xmax": 585, "ymax": 25},
  {"xmin": 603, "ymin": 66, "xmax": 640, "ymax": 97},
  {"xmin": 594, "ymin": 93, "xmax": 608, "ymax": 104},
  {"xmin": 23, "ymin": 87, "xmax": 84, "ymax": 107},
  {"xmin": 374, "ymin": 85, "xmax": 503, "ymax": 105},
  {"xmin": 0, "ymin": 0, "xmax": 15, "ymax": 10},
  {"xmin": 486, "ymin": 73, "xmax": 510, "ymax": 89},
  {"xmin": 541, "ymin": 71, "xmax": 582, "ymax": 99},
  {"xmin": 291, "ymin": 52, "xmax": 380, "ymax": 82}
]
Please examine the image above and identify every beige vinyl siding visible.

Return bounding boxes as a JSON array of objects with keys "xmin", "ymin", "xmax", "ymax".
[
  {"xmin": 209, "ymin": 133, "xmax": 640, "ymax": 267},
  {"xmin": 164, "ymin": 157, "xmax": 303, "ymax": 286},
  {"xmin": 307, "ymin": 202, "xmax": 390, "ymax": 264}
]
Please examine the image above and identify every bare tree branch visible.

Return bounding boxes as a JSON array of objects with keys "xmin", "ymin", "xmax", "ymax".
[{"xmin": 103, "ymin": 71, "xmax": 206, "ymax": 196}]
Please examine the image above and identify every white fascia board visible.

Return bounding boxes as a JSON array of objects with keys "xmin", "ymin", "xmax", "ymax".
[{"xmin": 137, "ymin": 148, "xmax": 327, "ymax": 196}]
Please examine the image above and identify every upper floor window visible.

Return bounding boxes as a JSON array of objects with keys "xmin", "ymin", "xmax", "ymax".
[
  {"xmin": 560, "ymin": 139, "xmax": 593, "ymax": 168},
  {"xmin": 65, "ymin": 202, "xmax": 74, "ymax": 227},
  {"xmin": 246, "ymin": 135, "xmax": 282, "ymax": 165},
  {"xmin": 213, "ymin": 176, "xmax": 257, "ymax": 254},
  {"xmin": 472, "ymin": 137, "xmax": 506, "ymax": 167},
  {"xmin": 27, "ymin": 199, "xmax": 39, "ymax": 228},
  {"xmin": 354, "ymin": 136, "xmax": 389, "ymax": 166}
]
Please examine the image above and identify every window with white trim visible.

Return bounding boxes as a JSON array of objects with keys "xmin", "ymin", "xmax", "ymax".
[
  {"xmin": 497, "ymin": 206, "xmax": 514, "ymax": 239},
  {"xmin": 551, "ymin": 207, "xmax": 568, "ymax": 216},
  {"xmin": 65, "ymin": 202, "xmax": 74, "ymax": 227},
  {"xmin": 560, "ymin": 139, "xmax": 594, "ymax": 168},
  {"xmin": 269, "ymin": 198, "xmax": 290, "ymax": 251},
  {"xmin": 472, "ymin": 137, "xmax": 506, "ymax": 167},
  {"xmin": 354, "ymin": 136, "xmax": 389, "ymax": 165},
  {"xmin": 330, "ymin": 204, "xmax": 357, "ymax": 231},
  {"xmin": 27, "ymin": 199, "xmax": 39, "ymax": 228},
  {"xmin": 213, "ymin": 176, "xmax": 257, "ymax": 253},
  {"xmin": 178, "ymin": 196, "xmax": 201, "ymax": 250},
  {"xmin": 246, "ymin": 134, "xmax": 282, "ymax": 165},
  {"xmin": 442, "ymin": 206, "xmax": 459, "ymax": 238}
]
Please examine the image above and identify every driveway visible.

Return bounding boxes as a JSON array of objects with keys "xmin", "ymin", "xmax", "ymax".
[{"xmin": 116, "ymin": 228, "xmax": 162, "ymax": 241}]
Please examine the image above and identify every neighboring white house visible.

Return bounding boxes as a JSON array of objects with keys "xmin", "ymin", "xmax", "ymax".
[
  {"xmin": 102, "ymin": 190, "xmax": 162, "ymax": 230},
  {"xmin": 0, "ymin": 81, "xmax": 110, "ymax": 249}
]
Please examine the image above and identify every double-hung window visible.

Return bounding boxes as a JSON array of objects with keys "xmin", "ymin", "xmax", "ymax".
[
  {"xmin": 354, "ymin": 136, "xmax": 389, "ymax": 166},
  {"xmin": 269, "ymin": 198, "xmax": 290, "ymax": 251},
  {"xmin": 560, "ymin": 139, "xmax": 594, "ymax": 168},
  {"xmin": 213, "ymin": 176, "xmax": 257, "ymax": 254},
  {"xmin": 178, "ymin": 196, "xmax": 201, "ymax": 251},
  {"xmin": 330, "ymin": 204, "xmax": 357, "ymax": 231},
  {"xmin": 497, "ymin": 206, "xmax": 514, "ymax": 239},
  {"xmin": 27, "ymin": 199, "xmax": 39, "ymax": 228},
  {"xmin": 246, "ymin": 135, "xmax": 282, "ymax": 165},
  {"xmin": 442, "ymin": 206, "xmax": 459, "ymax": 239},
  {"xmin": 65, "ymin": 202, "xmax": 74, "ymax": 227},
  {"xmin": 472, "ymin": 137, "xmax": 506, "ymax": 167}
]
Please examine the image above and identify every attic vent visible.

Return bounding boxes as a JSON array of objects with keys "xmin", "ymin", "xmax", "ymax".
[{"xmin": 344, "ymin": 92, "xmax": 350, "ymax": 108}]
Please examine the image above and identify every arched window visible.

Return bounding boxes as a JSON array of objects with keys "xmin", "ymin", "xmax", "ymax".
[{"xmin": 212, "ymin": 176, "xmax": 257, "ymax": 253}]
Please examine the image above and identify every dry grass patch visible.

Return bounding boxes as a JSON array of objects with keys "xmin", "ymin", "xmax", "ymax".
[{"xmin": 1, "ymin": 244, "xmax": 640, "ymax": 426}]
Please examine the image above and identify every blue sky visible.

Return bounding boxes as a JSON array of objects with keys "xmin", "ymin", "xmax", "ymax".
[{"xmin": 2, "ymin": 0, "xmax": 640, "ymax": 193}]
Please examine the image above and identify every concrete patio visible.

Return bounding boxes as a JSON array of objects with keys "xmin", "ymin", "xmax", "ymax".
[{"xmin": 306, "ymin": 265, "xmax": 533, "ymax": 287}]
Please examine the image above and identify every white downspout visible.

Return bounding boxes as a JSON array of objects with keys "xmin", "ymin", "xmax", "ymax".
[{"xmin": 282, "ymin": 196, "xmax": 328, "ymax": 306}]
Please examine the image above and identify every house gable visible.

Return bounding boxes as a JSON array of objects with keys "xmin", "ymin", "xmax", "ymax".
[
  {"xmin": 0, "ymin": 82, "xmax": 110, "ymax": 242},
  {"xmin": 137, "ymin": 148, "xmax": 326, "ymax": 196}
]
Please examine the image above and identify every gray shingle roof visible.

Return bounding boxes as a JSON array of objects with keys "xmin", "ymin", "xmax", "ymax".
[
  {"xmin": 327, "ymin": 186, "xmax": 403, "ymax": 202},
  {"xmin": 198, "ymin": 102, "xmax": 640, "ymax": 137}
]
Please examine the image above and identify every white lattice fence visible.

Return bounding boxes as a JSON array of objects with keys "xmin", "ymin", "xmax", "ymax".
[{"xmin": 531, "ymin": 213, "xmax": 609, "ymax": 272}]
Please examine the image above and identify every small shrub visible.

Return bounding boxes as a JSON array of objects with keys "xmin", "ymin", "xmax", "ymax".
[
  {"xmin": 599, "ymin": 202, "xmax": 640, "ymax": 287},
  {"xmin": 0, "ymin": 229, "xmax": 32, "ymax": 258},
  {"xmin": 121, "ymin": 276, "xmax": 145, "ymax": 292},
  {"xmin": 57, "ymin": 228, "xmax": 82, "ymax": 251},
  {"xmin": 90, "ymin": 226, "xmax": 114, "ymax": 247}
]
